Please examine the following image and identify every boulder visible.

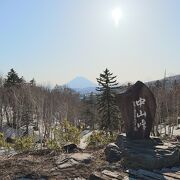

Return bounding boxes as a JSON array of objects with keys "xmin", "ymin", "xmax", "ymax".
[
  {"xmin": 115, "ymin": 134, "xmax": 180, "ymax": 170},
  {"xmin": 104, "ymin": 143, "xmax": 122, "ymax": 163},
  {"xmin": 63, "ymin": 143, "xmax": 78, "ymax": 153}
]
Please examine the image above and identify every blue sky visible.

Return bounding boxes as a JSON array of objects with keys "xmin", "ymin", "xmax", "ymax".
[{"xmin": 0, "ymin": 0, "xmax": 180, "ymax": 85}]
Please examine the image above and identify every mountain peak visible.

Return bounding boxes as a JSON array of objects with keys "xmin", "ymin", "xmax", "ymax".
[{"xmin": 66, "ymin": 76, "xmax": 96, "ymax": 89}]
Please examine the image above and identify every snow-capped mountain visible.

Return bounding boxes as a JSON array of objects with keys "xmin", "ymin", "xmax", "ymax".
[{"xmin": 66, "ymin": 76, "xmax": 97, "ymax": 94}]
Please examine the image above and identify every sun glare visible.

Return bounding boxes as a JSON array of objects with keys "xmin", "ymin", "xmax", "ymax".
[{"xmin": 112, "ymin": 7, "xmax": 122, "ymax": 26}]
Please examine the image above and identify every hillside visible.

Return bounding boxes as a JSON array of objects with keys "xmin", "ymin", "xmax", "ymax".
[{"xmin": 147, "ymin": 74, "xmax": 180, "ymax": 88}]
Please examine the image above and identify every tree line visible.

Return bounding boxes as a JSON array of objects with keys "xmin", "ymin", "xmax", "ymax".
[
  {"xmin": 150, "ymin": 79, "xmax": 180, "ymax": 136},
  {"xmin": 0, "ymin": 68, "xmax": 122, "ymax": 138},
  {"xmin": 0, "ymin": 69, "xmax": 82, "ymax": 139},
  {"xmin": 0, "ymin": 68, "xmax": 179, "ymax": 140}
]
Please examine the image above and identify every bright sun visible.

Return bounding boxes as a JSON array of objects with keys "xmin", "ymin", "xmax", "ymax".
[{"xmin": 112, "ymin": 8, "xmax": 122, "ymax": 26}]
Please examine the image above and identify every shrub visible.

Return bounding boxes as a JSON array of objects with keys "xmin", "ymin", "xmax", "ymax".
[
  {"xmin": 87, "ymin": 131, "xmax": 117, "ymax": 148},
  {"xmin": 46, "ymin": 139, "xmax": 60, "ymax": 150},
  {"xmin": 0, "ymin": 133, "xmax": 5, "ymax": 147},
  {"xmin": 52, "ymin": 119, "xmax": 81, "ymax": 148},
  {"xmin": 14, "ymin": 136, "xmax": 35, "ymax": 152},
  {"xmin": 0, "ymin": 133, "xmax": 11, "ymax": 150}
]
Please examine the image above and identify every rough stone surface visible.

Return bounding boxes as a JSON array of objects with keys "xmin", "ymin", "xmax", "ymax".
[
  {"xmin": 116, "ymin": 81, "xmax": 156, "ymax": 140},
  {"xmin": 56, "ymin": 153, "xmax": 93, "ymax": 169},
  {"xmin": 89, "ymin": 170, "xmax": 122, "ymax": 180},
  {"xmin": 55, "ymin": 154, "xmax": 69, "ymax": 165},
  {"xmin": 70, "ymin": 153, "xmax": 93, "ymax": 164},
  {"xmin": 104, "ymin": 143, "xmax": 122, "ymax": 163},
  {"xmin": 58, "ymin": 158, "xmax": 79, "ymax": 169},
  {"xmin": 114, "ymin": 134, "xmax": 180, "ymax": 170},
  {"xmin": 101, "ymin": 170, "xmax": 121, "ymax": 178}
]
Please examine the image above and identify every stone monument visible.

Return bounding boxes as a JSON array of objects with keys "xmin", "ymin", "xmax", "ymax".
[
  {"xmin": 116, "ymin": 81, "xmax": 156, "ymax": 139},
  {"xmin": 105, "ymin": 81, "xmax": 180, "ymax": 170}
]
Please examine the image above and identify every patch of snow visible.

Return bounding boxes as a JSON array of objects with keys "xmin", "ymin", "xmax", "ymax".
[{"xmin": 79, "ymin": 130, "xmax": 94, "ymax": 149}]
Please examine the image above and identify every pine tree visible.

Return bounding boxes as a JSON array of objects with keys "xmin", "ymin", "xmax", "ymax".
[
  {"xmin": 30, "ymin": 78, "xmax": 36, "ymax": 86},
  {"xmin": 4, "ymin": 68, "xmax": 23, "ymax": 87},
  {"xmin": 96, "ymin": 68, "xmax": 120, "ymax": 133}
]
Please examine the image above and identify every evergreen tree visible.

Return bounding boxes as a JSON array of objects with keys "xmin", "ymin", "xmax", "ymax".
[
  {"xmin": 0, "ymin": 75, "xmax": 3, "ymax": 87},
  {"xmin": 155, "ymin": 80, "xmax": 162, "ymax": 88},
  {"xmin": 96, "ymin": 68, "xmax": 120, "ymax": 133},
  {"xmin": 4, "ymin": 68, "xmax": 23, "ymax": 87},
  {"xmin": 30, "ymin": 78, "xmax": 36, "ymax": 86}
]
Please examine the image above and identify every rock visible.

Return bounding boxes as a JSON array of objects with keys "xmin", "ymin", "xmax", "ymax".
[
  {"xmin": 171, "ymin": 166, "xmax": 180, "ymax": 172},
  {"xmin": 104, "ymin": 143, "xmax": 122, "ymax": 163},
  {"xmin": 16, "ymin": 175, "xmax": 47, "ymax": 180},
  {"xmin": 89, "ymin": 171, "xmax": 105, "ymax": 180},
  {"xmin": 123, "ymin": 176, "xmax": 137, "ymax": 180},
  {"xmin": 116, "ymin": 81, "xmax": 156, "ymax": 140},
  {"xmin": 125, "ymin": 168, "xmax": 180, "ymax": 180},
  {"xmin": 1, "ymin": 175, "xmax": 11, "ymax": 180},
  {"xmin": 176, "ymin": 135, "xmax": 180, "ymax": 142},
  {"xmin": 58, "ymin": 158, "xmax": 79, "ymax": 169},
  {"xmin": 115, "ymin": 134, "xmax": 180, "ymax": 170},
  {"xmin": 56, "ymin": 153, "xmax": 93, "ymax": 169},
  {"xmin": 89, "ymin": 171, "xmax": 114, "ymax": 180},
  {"xmin": 116, "ymin": 134, "xmax": 163, "ymax": 148},
  {"xmin": 126, "ymin": 169, "xmax": 163, "ymax": 180},
  {"xmin": 70, "ymin": 153, "xmax": 93, "ymax": 164},
  {"xmin": 6, "ymin": 137, "xmax": 15, "ymax": 143},
  {"xmin": 89, "ymin": 170, "xmax": 123, "ymax": 180},
  {"xmin": 50, "ymin": 167, "xmax": 58, "ymax": 172},
  {"xmin": 55, "ymin": 154, "xmax": 69, "ymax": 165},
  {"xmin": 63, "ymin": 143, "xmax": 78, "ymax": 153},
  {"xmin": 101, "ymin": 170, "xmax": 121, "ymax": 178}
]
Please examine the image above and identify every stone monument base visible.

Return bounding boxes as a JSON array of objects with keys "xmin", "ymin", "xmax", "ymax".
[{"xmin": 105, "ymin": 134, "xmax": 180, "ymax": 170}]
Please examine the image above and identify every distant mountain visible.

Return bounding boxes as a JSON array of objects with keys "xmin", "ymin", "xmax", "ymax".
[
  {"xmin": 115, "ymin": 74, "xmax": 180, "ymax": 95},
  {"xmin": 66, "ymin": 76, "xmax": 97, "ymax": 94},
  {"xmin": 147, "ymin": 74, "xmax": 180, "ymax": 88},
  {"xmin": 165, "ymin": 74, "xmax": 180, "ymax": 83},
  {"xmin": 66, "ymin": 74, "xmax": 180, "ymax": 95}
]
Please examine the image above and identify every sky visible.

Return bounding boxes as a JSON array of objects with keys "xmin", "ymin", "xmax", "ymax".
[{"xmin": 0, "ymin": 0, "xmax": 180, "ymax": 86}]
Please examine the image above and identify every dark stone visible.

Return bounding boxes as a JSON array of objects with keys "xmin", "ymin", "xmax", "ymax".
[
  {"xmin": 33, "ymin": 126, "xmax": 39, "ymax": 131},
  {"xmin": 116, "ymin": 81, "xmax": 156, "ymax": 140},
  {"xmin": 18, "ymin": 174, "xmax": 47, "ymax": 179},
  {"xmin": 116, "ymin": 134, "xmax": 163, "ymax": 148},
  {"xmin": 176, "ymin": 135, "xmax": 180, "ymax": 142},
  {"xmin": 89, "ymin": 170, "xmax": 123, "ymax": 179},
  {"xmin": 89, "ymin": 172, "xmax": 104, "ymax": 180},
  {"xmin": 63, "ymin": 143, "xmax": 78, "ymax": 153},
  {"xmin": 104, "ymin": 143, "xmax": 122, "ymax": 163},
  {"xmin": 6, "ymin": 137, "xmax": 15, "ymax": 143},
  {"xmin": 115, "ymin": 134, "xmax": 180, "ymax": 170}
]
